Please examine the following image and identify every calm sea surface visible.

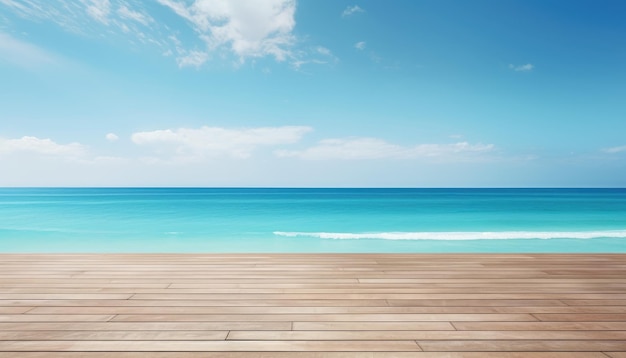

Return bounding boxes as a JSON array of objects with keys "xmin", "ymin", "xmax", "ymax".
[{"xmin": 1, "ymin": 188, "xmax": 625, "ymax": 253}]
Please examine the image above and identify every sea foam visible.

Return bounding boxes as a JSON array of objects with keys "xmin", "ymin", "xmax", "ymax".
[{"xmin": 273, "ymin": 230, "xmax": 626, "ymax": 240}]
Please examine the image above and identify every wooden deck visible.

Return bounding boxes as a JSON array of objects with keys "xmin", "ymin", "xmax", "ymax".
[{"xmin": 0, "ymin": 253, "xmax": 625, "ymax": 357}]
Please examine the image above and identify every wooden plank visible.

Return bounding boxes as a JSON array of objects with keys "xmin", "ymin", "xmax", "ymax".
[
  {"xmin": 0, "ymin": 307, "xmax": 33, "ymax": 314},
  {"xmin": 534, "ymin": 313, "xmax": 626, "ymax": 321},
  {"xmin": 563, "ymin": 300, "xmax": 626, "ymax": 306},
  {"xmin": 24, "ymin": 305, "xmax": 626, "ymax": 314},
  {"xmin": 387, "ymin": 300, "xmax": 566, "ymax": 307},
  {"xmin": 111, "ymin": 313, "xmax": 537, "ymax": 322},
  {"xmin": 0, "ymin": 353, "xmax": 608, "ymax": 358},
  {"xmin": 0, "ymin": 253, "xmax": 624, "ymax": 355},
  {"xmin": 0, "ymin": 315, "xmax": 114, "ymax": 322},
  {"xmin": 0, "ymin": 294, "xmax": 132, "ymax": 300},
  {"xmin": 227, "ymin": 330, "xmax": 626, "ymax": 341},
  {"xmin": 0, "ymin": 322, "xmax": 292, "ymax": 331},
  {"xmin": 605, "ymin": 353, "xmax": 626, "ymax": 358},
  {"xmin": 0, "ymin": 340, "xmax": 423, "ymax": 352},
  {"xmin": 0, "ymin": 299, "xmax": 390, "ymax": 307},
  {"xmin": 129, "ymin": 293, "xmax": 626, "ymax": 300},
  {"xmin": 453, "ymin": 321, "xmax": 626, "ymax": 330},
  {"xmin": 418, "ymin": 340, "xmax": 626, "ymax": 351},
  {"xmin": 0, "ymin": 330, "xmax": 228, "ymax": 340},
  {"xmin": 292, "ymin": 322, "xmax": 455, "ymax": 331}
]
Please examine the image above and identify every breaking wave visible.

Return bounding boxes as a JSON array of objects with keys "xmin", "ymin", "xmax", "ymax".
[{"xmin": 273, "ymin": 230, "xmax": 626, "ymax": 241}]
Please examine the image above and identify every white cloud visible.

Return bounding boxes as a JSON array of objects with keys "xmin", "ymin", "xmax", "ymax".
[
  {"xmin": 316, "ymin": 46, "xmax": 331, "ymax": 56},
  {"xmin": 604, "ymin": 145, "xmax": 626, "ymax": 154},
  {"xmin": 291, "ymin": 59, "xmax": 329, "ymax": 70},
  {"xmin": 132, "ymin": 125, "xmax": 312, "ymax": 160},
  {"xmin": 0, "ymin": 32, "xmax": 60, "ymax": 69},
  {"xmin": 117, "ymin": 5, "xmax": 151, "ymax": 26},
  {"xmin": 84, "ymin": 0, "xmax": 111, "ymax": 25},
  {"xmin": 176, "ymin": 50, "xmax": 209, "ymax": 68},
  {"xmin": 105, "ymin": 133, "xmax": 119, "ymax": 142},
  {"xmin": 342, "ymin": 5, "xmax": 364, "ymax": 17},
  {"xmin": 509, "ymin": 63, "xmax": 534, "ymax": 72},
  {"xmin": 277, "ymin": 138, "xmax": 400, "ymax": 160},
  {"xmin": 276, "ymin": 138, "xmax": 494, "ymax": 160},
  {"xmin": 291, "ymin": 46, "xmax": 338, "ymax": 70},
  {"xmin": 157, "ymin": 0, "xmax": 297, "ymax": 63},
  {"xmin": 0, "ymin": 136, "xmax": 85, "ymax": 156},
  {"xmin": 2, "ymin": 0, "xmax": 326, "ymax": 69},
  {"xmin": 354, "ymin": 41, "xmax": 366, "ymax": 50}
]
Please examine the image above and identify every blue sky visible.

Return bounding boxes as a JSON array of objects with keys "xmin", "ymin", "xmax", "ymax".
[{"xmin": 1, "ymin": 0, "xmax": 625, "ymax": 187}]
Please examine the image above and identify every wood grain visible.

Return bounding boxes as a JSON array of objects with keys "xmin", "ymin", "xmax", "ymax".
[{"xmin": 0, "ymin": 253, "xmax": 624, "ymax": 356}]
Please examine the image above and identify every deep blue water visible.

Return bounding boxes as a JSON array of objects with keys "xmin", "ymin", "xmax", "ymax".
[{"xmin": 0, "ymin": 188, "xmax": 625, "ymax": 252}]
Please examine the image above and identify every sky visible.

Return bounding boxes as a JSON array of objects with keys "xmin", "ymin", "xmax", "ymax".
[{"xmin": 0, "ymin": 0, "xmax": 625, "ymax": 187}]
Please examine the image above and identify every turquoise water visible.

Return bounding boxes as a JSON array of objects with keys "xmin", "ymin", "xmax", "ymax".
[{"xmin": 0, "ymin": 188, "xmax": 625, "ymax": 253}]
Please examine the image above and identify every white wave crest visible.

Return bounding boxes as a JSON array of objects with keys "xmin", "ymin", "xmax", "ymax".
[{"xmin": 273, "ymin": 230, "xmax": 626, "ymax": 241}]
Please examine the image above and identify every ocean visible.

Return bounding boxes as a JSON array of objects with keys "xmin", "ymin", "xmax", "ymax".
[{"xmin": 0, "ymin": 188, "xmax": 625, "ymax": 253}]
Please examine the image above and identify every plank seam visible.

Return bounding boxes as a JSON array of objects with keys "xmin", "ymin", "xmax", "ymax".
[
  {"xmin": 414, "ymin": 340, "xmax": 424, "ymax": 351},
  {"xmin": 21, "ymin": 307, "xmax": 37, "ymax": 314}
]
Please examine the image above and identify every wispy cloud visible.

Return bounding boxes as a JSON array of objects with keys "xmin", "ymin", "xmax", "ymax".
[
  {"xmin": 105, "ymin": 133, "xmax": 119, "ymax": 142},
  {"xmin": 84, "ymin": 0, "xmax": 111, "ymax": 25},
  {"xmin": 0, "ymin": 0, "xmax": 39, "ymax": 18},
  {"xmin": 157, "ymin": 0, "xmax": 297, "ymax": 64},
  {"xmin": 176, "ymin": 50, "xmax": 209, "ymax": 68},
  {"xmin": 342, "ymin": 5, "xmax": 364, "ymax": 17},
  {"xmin": 354, "ymin": 41, "xmax": 366, "ymax": 50},
  {"xmin": 276, "ymin": 138, "xmax": 494, "ymax": 160},
  {"xmin": 0, "ymin": 136, "xmax": 86, "ymax": 157},
  {"xmin": 509, "ymin": 63, "xmax": 534, "ymax": 72},
  {"xmin": 603, "ymin": 145, "xmax": 626, "ymax": 154},
  {"xmin": 117, "ymin": 4, "xmax": 152, "ymax": 26},
  {"xmin": 316, "ymin": 46, "xmax": 331, "ymax": 56},
  {"xmin": 132, "ymin": 125, "xmax": 312, "ymax": 160},
  {"xmin": 1, "ymin": 1, "xmax": 163, "ymax": 49},
  {"xmin": 291, "ymin": 46, "xmax": 338, "ymax": 70}
]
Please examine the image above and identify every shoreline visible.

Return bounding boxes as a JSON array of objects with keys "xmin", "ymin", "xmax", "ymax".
[{"xmin": 0, "ymin": 253, "xmax": 625, "ymax": 355}]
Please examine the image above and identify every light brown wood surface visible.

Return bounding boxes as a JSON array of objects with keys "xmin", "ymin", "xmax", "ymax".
[{"xmin": 0, "ymin": 253, "xmax": 625, "ymax": 357}]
